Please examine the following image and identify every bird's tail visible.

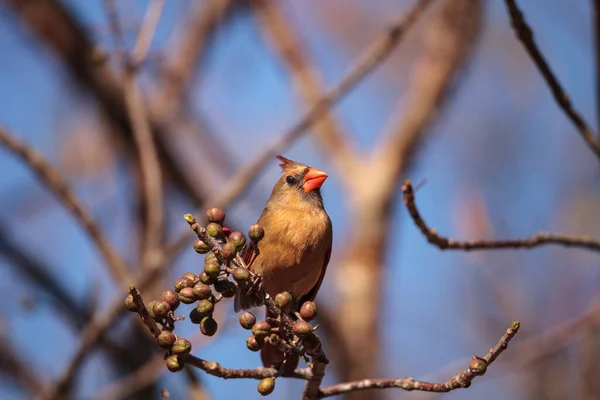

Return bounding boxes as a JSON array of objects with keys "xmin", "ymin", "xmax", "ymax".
[{"xmin": 260, "ymin": 309, "xmax": 299, "ymax": 376}]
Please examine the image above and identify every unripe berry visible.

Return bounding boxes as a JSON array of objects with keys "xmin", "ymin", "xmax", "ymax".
[
  {"xmin": 221, "ymin": 242, "xmax": 237, "ymax": 261},
  {"xmin": 157, "ymin": 330, "xmax": 176, "ymax": 349},
  {"xmin": 206, "ymin": 222, "xmax": 224, "ymax": 239},
  {"xmin": 293, "ymin": 320, "xmax": 313, "ymax": 338},
  {"xmin": 257, "ymin": 377, "xmax": 275, "ymax": 395},
  {"xmin": 239, "ymin": 311, "xmax": 256, "ymax": 330},
  {"xmin": 248, "ymin": 224, "xmax": 265, "ymax": 242},
  {"xmin": 193, "ymin": 239, "xmax": 211, "ymax": 254},
  {"xmin": 275, "ymin": 292, "xmax": 293, "ymax": 313},
  {"xmin": 196, "ymin": 299, "xmax": 214, "ymax": 317},
  {"xmin": 172, "ymin": 338, "xmax": 192, "ymax": 355},
  {"xmin": 232, "ymin": 267, "xmax": 250, "ymax": 283},
  {"xmin": 299, "ymin": 301, "xmax": 318, "ymax": 321},
  {"xmin": 204, "ymin": 262, "xmax": 222, "ymax": 279},
  {"xmin": 200, "ymin": 317, "xmax": 218, "ymax": 336},
  {"xmin": 206, "ymin": 208, "xmax": 225, "ymax": 225},
  {"xmin": 125, "ymin": 294, "xmax": 137, "ymax": 312},
  {"xmin": 152, "ymin": 301, "xmax": 171, "ymax": 319},
  {"xmin": 229, "ymin": 231, "xmax": 247, "ymax": 249},
  {"xmin": 161, "ymin": 290, "xmax": 180, "ymax": 311},
  {"xmin": 251, "ymin": 321, "xmax": 271, "ymax": 339},
  {"xmin": 246, "ymin": 335, "xmax": 263, "ymax": 352},
  {"xmin": 166, "ymin": 355, "xmax": 183, "ymax": 372},
  {"xmin": 178, "ymin": 287, "xmax": 196, "ymax": 304},
  {"xmin": 174, "ymin": 277, "xmax": 194, "ymax": 292},
  {"xmin": 192, "ymin": 283, "xmax": 212, "ymax": 300}
]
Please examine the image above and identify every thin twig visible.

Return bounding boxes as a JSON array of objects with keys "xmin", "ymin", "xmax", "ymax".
[
  {"xmin": 129, "ymin": 285, "xmax": 161, "ymax": 337},
  {"xmin": 504, "ymin": 0, "xmax": 600, "ymax": 159},
  {"xmin": 120, "ymin": 0, "xmax": 164, "ymax": 268},
  {"xmin": 317, "ymin": 322, "xmax": 520, "ymax": 397},
  {"xmin": 0, "ymin": 336, "xmax": 45, "ymax": 395},
  {"xmin": 165, "ymin": 0, "xmax": 438, "ymax": 256},
  {"xmin": 0, "ymin": 125, "xmax": 131, "ymax": 283},
  {"xmin": 131, "ymin": 0, "xmax": 165, "ymax": 66},
  {"xmin": 105, "ymin": 0, "xmax": 166, "ymax": 268},
  {"xmin": 182, "ymin": 354, "xmax": 311, "ymax": 380},
  {"xmin": 38, "ymin": 270, "xmax": 160, "ymax": 400},
  {"xmin": 402, "ymin": 180, "xmax": 600, "ymax": 252}
]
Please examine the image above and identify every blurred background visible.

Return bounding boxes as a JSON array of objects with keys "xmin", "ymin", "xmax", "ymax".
[{"xmin": 1, "ymin": 0, "xmax": 599, "ymax": 399}]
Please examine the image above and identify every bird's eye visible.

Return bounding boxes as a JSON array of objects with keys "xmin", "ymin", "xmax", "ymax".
[{"xmin": 286, "ymin": 175, "xmax": 297, "ymax": 185}]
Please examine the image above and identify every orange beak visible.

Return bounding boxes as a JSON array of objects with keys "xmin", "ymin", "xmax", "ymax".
[{"xmin": 303, "ymin": 168, "xmax": 328, "ymax": 192}]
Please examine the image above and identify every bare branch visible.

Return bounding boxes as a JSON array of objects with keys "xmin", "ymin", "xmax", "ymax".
[
  {"xmin": 402, "ymin": 180, "xmax": 600, "ymax": 252},
  {"xmin": 251, "ymin": 0, "xmax": 356, "ymax": 183},
  {"xmin": 161, "ymin": 0, "xmax": 237, "ymax": 106},
  {"xmin": 113, "ymin": 0, "xmax": 167, "ymax": 268},
  {"xmin": 0, "ymin": 335, "xmax": 45, "ymax": 395},
  {"xmin": 374, "ymin": 0, "xmax": 482, "ymax": 200},
  {"xmin": 129, "ymin": 285, "xmax": 161, "ymax": 337},
  {"xmin": 38, "ymin": 270, "xmax": 161, "ymax": 400},
  {"xmin": 182, "ymin": 354, "xmax": 311, "ymax": 380},
  {"xmin": 318, "ymin": 322, "xmax": 520, "ymax": 397},
  {"xmin": 0, "ymin": 125, "xmax": 132, "ymax": 282},
  {"xmin": 131, "ymin": 0, "xmax": 165, "ymax": 66},
  {"xmin": 504, "ymin": 0, "xmax": 600, "ymax": 159},
  {"xmin": 165, "ymin": 0, "xmax": 438, "ymax": 255}
]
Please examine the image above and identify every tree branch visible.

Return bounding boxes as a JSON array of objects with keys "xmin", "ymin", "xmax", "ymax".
[
  {"xmin": 165, "ymin": 0, "xmax": 438, "ymax": 256},
  {"xmin": 251, "ymin": 0, "xmax": 356, "ymax": 184},
  {"xmin": 106, "ymin": 0, "xmax": 166, "ymax": 268},
  {"xmin": 0, "ymin": 125, "xmax": 131, "ymax": 283},
  {"xmin": 504, "ymin": 0, "xmax": 600, "ymax": 159},
  {"xmin": 402, "ymin": 180, "xmax": 600, "ymax": 252},
  {"xmin": 317, "ymin": 322, "xmax": 520, "ymax": 397}
]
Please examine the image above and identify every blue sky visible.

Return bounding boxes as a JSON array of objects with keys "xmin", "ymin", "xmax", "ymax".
[{"xmin": 1, "ymin": 1, "xmax": 599, "ymax": 399}]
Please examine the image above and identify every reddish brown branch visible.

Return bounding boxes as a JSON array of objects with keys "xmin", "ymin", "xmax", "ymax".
[
  {"xmin": 504, "ymin": 0, "xmax": 600, "ymax": 159},
  {"xmin": 402, "ymin": 180, "xmax": 600, "ymax": 252},
  {"xmin": 318, "ymin": 322, "xmax": 520, "ymax": 397},
  {"xmin": 182, "ymin": 354, "xmax": 311, "ymax": 380},
  {"xmin": 251, "ymin": 0, "xmax": 356, "ymax": 183},
  {"xmin": 0, "ymin": 125, "xmax": 132, "ymax": 282},
  {"xmin": 129, "ymin": 285, "xmax": 161, "ymax": 337},
  {"xmin": 166, "ymin": 0, "xmax": 438, "ymax": 256}
]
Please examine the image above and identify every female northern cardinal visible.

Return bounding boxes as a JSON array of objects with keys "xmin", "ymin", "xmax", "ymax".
[{"xmin": 235, "ymin": 155, "xmax": 332, "ymax": 372}]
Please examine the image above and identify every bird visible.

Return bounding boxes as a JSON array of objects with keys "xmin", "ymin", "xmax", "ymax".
[{"xmin": 234, "ymin": 155, "xmax": 332, "ymax": 374}]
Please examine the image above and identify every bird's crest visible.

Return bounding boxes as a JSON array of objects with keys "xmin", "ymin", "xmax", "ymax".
[{"xmin": 276, "ymin": 155, "xmax": 301, "ymax": 171}]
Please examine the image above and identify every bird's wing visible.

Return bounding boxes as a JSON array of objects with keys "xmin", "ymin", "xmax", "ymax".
[{"xmin": 297, "ymin": 235, "xmax": 332, "ymax": 308}]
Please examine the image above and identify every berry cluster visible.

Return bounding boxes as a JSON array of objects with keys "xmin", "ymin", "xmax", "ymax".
[{"xmin": 126, "ymin": 207, "xmax": 323, "ymax": 396}]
